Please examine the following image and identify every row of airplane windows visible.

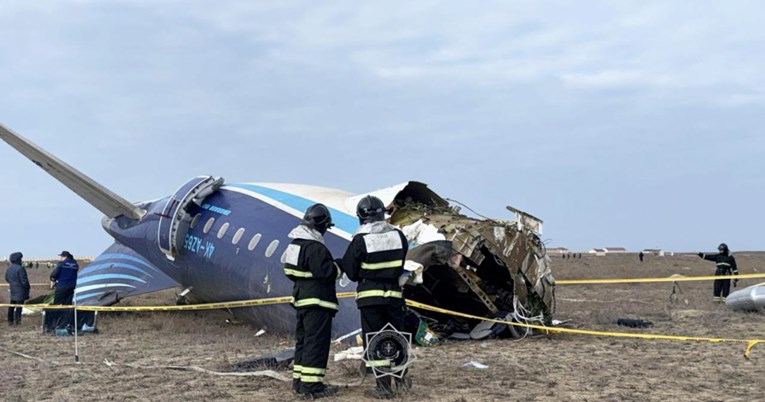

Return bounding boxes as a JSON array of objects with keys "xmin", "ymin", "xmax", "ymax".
[{"xmin": 191, "ymin": 214, "xmax": 283, "ymax": 260}]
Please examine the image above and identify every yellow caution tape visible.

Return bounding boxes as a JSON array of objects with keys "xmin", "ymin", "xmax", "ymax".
[
  {"xmin": 0, "ymin": 283, "xmax": 51, "ymax": 287},
  {"xmin": 3, "ymin": 288, "xmax": 763, "ymax": 358},
  {"xmin": 0, "ymin": 292, "xmax": 358, "ymax": 311},
  {"xmin": 556, "ymin": 272, "xmax": 765, "ymax": 285},
  {"xmin": 2, "ymin": 274, "xmax": 757, "ymax": 288},
  {"xmin": 405, "ymin": 299, "xmax": 764, "ymax": 359}
]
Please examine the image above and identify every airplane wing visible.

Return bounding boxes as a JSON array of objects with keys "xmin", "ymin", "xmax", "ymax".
[
  {"xmin": 0, "ymin": 122, "xmax": 144, "ymax": 219},
  {"xmin": 75, "ymin": 242, "xmax": 180, "ymax": 306}
]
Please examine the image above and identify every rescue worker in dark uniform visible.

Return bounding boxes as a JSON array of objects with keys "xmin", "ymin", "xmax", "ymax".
[
  {"xmin": 284, "ymin": 204, "xmax": 341, "ymax": 399},
  {"xmin": 50, "ymin": 251, "xmax": 79, "ymax": 305},
  {"xmin": 5, "ymin": 252, "xmax": 30, "ymax": 326},
  {"xmin": 697, "ymin": 243, "xmax": 738, "ymax": 302},
  {"xmin": 339, "ymin": 195, "xmax": 411, "ymax": 399}
]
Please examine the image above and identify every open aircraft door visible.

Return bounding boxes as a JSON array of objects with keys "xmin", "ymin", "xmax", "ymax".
[{"xmin": 158, "ymin": 175, "xmax": 224, "ymax": 260}]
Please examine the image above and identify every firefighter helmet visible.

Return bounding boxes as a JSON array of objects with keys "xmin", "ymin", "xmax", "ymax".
[
  {"xmin": 302, "ymin": 203, "xmax": 334, "ymax": 234},
  {"xmin": 356, "ymin": 195, "xmax": 386, "ymax": 224}
]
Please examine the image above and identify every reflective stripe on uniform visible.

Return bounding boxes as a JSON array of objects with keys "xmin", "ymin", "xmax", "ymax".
[
  {"xmin": 292, "ymin": 297, "xmax": 339, "ymax": 310},
  {"xmin": 365, "ymin": 359, "xmax": 391, "ymax": 367},
  {"xmin": 301, "ymin": 375, "xmax": 324, "ymax": 383},
  {"xmin": 284, "ymin": 268, "xmax": 313, "ymax": 278},
  {"xmin": 717, "ymin": 262, "xmax": 731, "ymax": 267},
  {"xmin": 301, "ymin": 366, "xmax": 326, "ymax": 375},
  {"xmin": 293, "ymin": 364, "xmax": 303, "ymax": 379},
  {"xmin": 361, "ymin": 260, "xmax": 403, "ymax": 270},
  {"xmin": 356, "ymin": 290, "xmax": 402, "ymax": 299}
]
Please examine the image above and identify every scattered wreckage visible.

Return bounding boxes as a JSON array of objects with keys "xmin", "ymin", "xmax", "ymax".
[
  {"xmin": 379, "ymin": 183, "xmax": 556, "ymax": 342},
  {"xmin": 726, "ymin": 284, "xmax": 765, "ymax": 312}
]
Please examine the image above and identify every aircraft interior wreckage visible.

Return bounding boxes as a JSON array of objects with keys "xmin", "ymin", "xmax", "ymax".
[{"xmin": 0, "ymin": 122, "xmax": 556, "ymax": 341}]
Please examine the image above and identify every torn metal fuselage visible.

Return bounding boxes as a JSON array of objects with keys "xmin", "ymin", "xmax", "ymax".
[{"xmin": 387, "ymin": 186, "xmax": 555, "ymax": 337}]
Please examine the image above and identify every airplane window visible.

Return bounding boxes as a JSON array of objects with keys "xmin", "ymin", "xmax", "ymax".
[
  {"xmin": 217, "ymin": 222, "xmax": 230, "ymax": 239},
  {"xmin": 203, "ymin": 217, "xmax": 215, "ymax": 234},
  {"xmin": 232, "ymin": 228, "xmax": 246, "ymax": 245},
  {"xmin": 248, "ymin": 233, "xmax": 262, "ymax": 251},
  {"xmin": 190, "ymin": 213, "xmax": 201, "ymax": 229},
  {"xmin": 280, "ymin": 249, "xmax": 288, "ymax": 264},
  {"xmin": 265, "ymin": 240, "xmax": 280, "ymax": 258}
]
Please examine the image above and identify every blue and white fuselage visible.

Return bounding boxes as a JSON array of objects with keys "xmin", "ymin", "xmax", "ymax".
[
  {"xmin": 93, "ymin": 182, "xmax": 365, "ymax": 335},
  {"xmin": 0, "ymin": 122, "xmax": 556, "ymax": 339}
]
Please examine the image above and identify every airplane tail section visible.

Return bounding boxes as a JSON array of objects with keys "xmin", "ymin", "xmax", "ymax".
[
  {"xmin": 0, "ymin": 122, "xmax": 144, "ymax": 219},
  {"xmin": 75, "ymin": 242, "xmax": 180, "ymax": 306}
]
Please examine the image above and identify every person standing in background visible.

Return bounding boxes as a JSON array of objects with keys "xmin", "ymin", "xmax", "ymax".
[
  {"xmin": 5, "ymin": 252, "xmax": 30, "ymax": 326},
  {"xmin": 697, "ymin": 243, "xmax": 739, "ymax": 302},
  {"xmin": 50, "ymin": 251, "xmax": 79, "ymax": 305}
]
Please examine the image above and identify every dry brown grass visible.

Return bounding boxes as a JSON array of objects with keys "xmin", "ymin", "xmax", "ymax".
[{"xmin": 2, "ymin": 253, "xmax": 765, "ymax": 401}]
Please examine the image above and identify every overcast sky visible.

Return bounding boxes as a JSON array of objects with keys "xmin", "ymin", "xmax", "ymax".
[{"xmin": 1, "ymin": 1, "xmax": 763, "ymax": 258}]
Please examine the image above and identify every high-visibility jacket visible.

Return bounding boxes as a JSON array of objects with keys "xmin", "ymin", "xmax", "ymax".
[
  {"xmin": 284, "ymin": 237, "xmax": 341, "ymax": 313},
  {"xmin": 341, "ymin": 222, "xmax": 408, "ymax": 308},
  {"xmin": 701, "ymin": 252, "xmax": 738, "ymax": 275}
]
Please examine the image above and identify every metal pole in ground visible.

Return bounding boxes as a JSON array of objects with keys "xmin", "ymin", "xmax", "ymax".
[{"xmin": 73, "ymin": 298, "xmax": 79, "ymax": 363}]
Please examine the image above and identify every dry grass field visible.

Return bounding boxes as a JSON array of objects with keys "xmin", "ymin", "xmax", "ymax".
[{"xmin": 2, "ymin": 252, "xmax": 765, "ymax": 401}]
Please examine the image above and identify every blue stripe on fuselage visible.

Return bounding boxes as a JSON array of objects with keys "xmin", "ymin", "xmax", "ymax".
[
  {"xmin": 80, "ymin": 262, "xmax": 152, "ymax": 278},
  {"xmin": 81, "ymin": 253, "xmax": 159, "ymax": 276},
  {"xmin": 77, "ymin": 273, "xmax": 147, "ymax": 285},
  {"xmin": 227, "ymin": 183, "xmax": 359, "ymax": 234}
]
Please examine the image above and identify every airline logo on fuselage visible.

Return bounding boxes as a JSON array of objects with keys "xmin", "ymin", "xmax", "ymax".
[{"xmin": 202, "ymin": 203, "xmax": 232, "ymax": 216}]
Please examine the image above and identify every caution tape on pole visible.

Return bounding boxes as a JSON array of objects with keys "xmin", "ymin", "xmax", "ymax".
[
  {"xmin": 0, "ymin": 283, "xmax": 51, "ymax": 287},
  {"xmin": 2, "ymin": 284, "xmax": 763, "ymax": 357},
  {"xmin": 3, "ymin": 273, "xmax": 763, "ymax": 288},
  {"xmin": 0, "ymin": 292, "xmax": 358, "ymax": 311},
  {"xmin": 556, "ymin": 272, "xmax": 765, "ymax": 285},
  {"xmin": 404, "ymin": 299, "xmax": 764, "ymax": 359}
]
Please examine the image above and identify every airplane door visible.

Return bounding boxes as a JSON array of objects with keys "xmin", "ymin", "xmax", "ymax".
[{"xmin": 158, "ymin": 176, "xmax": 224, "ymax": 260}]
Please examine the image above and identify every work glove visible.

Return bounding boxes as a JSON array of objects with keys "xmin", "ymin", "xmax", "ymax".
[
  {"xmin": 338, "ymin": 273, "xmax": 351, "ymax": 287},
  {"xmin": 398, "ymin": 272, "xmax": 412, "ymax": 287},
  {"xmin": 333, "ymin": 259, "xmax": 345, "ymax": 280},
  {"xmin": 733, "ymin": 279, "xmax": 739, "ymax": 287}
]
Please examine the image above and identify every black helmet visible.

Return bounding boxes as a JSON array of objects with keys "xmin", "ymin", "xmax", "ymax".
[
  {"xmin": 302, "ymin": 203, "xmax": 333, "ymax": 234},
  {"xmin": 718, "ymin": 243, "xmax": 729, "ymax": 254},
  {"xmin": 356, "ymin": 195, "xmax": 386, "ymax": 224}
]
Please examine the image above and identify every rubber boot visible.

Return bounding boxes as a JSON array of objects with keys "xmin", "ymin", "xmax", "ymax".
[
  {"xmin": 365, "ymin": 377, "xmax": 395, "ymax": 399},
  {"xmin": 395, "ymin": 374, "xmax": 412, "ymax": 393},
  {"xmin": 292, "ymin": 379, "xmax": 301, "ymax": 394},
  {"xmin": 303, "ymin": 384, "xmax": 338, "ymax": 399}
]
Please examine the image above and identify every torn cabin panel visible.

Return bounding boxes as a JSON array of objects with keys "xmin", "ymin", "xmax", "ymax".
[{"xmin": 387, "ymin": 182, "xmax": 555, "ymax": 338}]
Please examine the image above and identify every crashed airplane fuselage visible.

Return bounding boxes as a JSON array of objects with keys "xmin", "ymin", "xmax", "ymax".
[{"xmin": 0, "ymin": 123, "xmax": 555, "ymax": 338}]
